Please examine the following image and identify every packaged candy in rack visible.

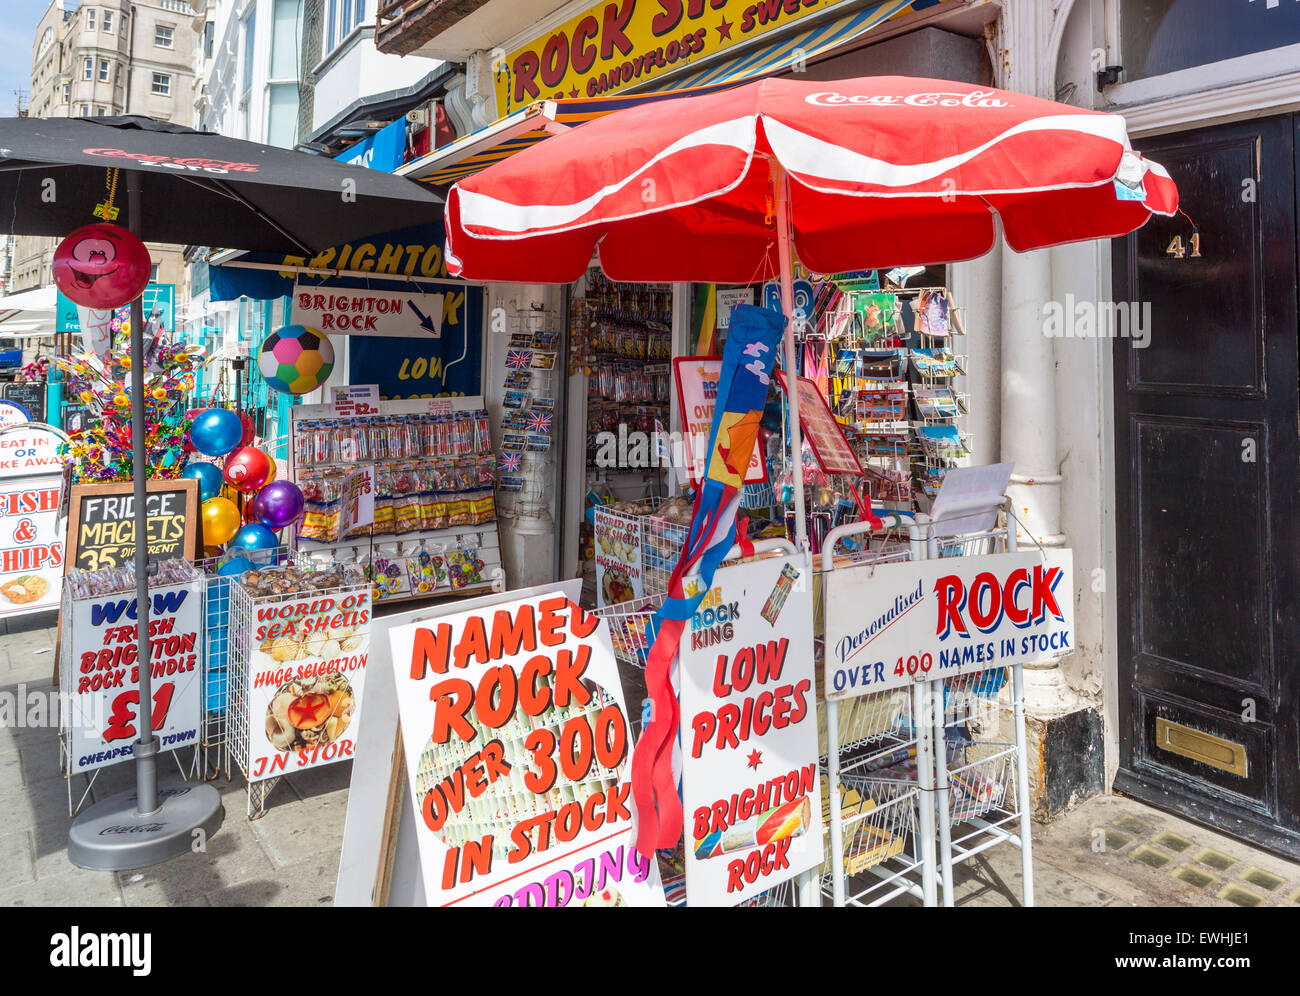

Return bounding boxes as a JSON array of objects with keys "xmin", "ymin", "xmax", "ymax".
[{"xmin": 64, "ymin": 558, "xmax": 200, "ymax": 598}]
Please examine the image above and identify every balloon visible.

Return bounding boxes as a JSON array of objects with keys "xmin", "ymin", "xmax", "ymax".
[
  {"xmin": 223, "ymin": 446, "xmax": 272, "ymax": 493},
  {"xmin": 182, "ymin": 461, "xmax": 223, "ymax": 502},
  {"xmin": 201, "ymin": 496, "xmax": 241, "ymax": 546},
  {"xmin": 217, "ymin": 556, "xmax": 254, "ymax": 577},
  {"xmin": 250, "ymin": 480, "xmax": 304, "ymax": 530},
  {"xmin": 257, "ymin": 326, "xmax": 335, "ymax": 395},
  {"xmin": 190, "ymin": 408, "xmax": 243, "ymax": 457},
  {"xmin": 52, "ymin": 222, "xmax": 151, "ymax": 309},
  {"xmin": 229, "ymin": 523, "xmax": 278, "ymax": 556}
]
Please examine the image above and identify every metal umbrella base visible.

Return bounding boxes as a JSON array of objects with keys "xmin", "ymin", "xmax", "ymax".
[{"xmin": 68, "ymin": 781, "xmax": 223, "ymax": 872}]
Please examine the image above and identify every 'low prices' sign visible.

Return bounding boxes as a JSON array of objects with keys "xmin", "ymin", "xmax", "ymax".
[
  {"xmin": 823, "ymin": 550, "xmax": 1075, "ymax": 699},
  {"xmin": 680, "ymin": 554, "xmax": 823, "ymax": 906}
]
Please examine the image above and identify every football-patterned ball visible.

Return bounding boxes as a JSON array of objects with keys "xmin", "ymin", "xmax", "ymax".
[{"xmin": 257, "ymin": 325, "xmax": 335, "ymax": 395}]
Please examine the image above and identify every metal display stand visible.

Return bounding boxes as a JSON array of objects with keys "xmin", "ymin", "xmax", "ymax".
[
  {"xmin": 226, "ymin": 556, "xmax": 371, "ymax": 819},
  {"xmin": 819, "ymin": 514, "xmax": 936, "ymax": 907},
  {"xmin": 918, "ymin": 498, "xmax": 1035, "ymax": 908},
  {"xmin": 816, "ymin": 496, "xmax": 1040, "ymax": 909},
  {"xmin": 195, "ymin": 545, "xmax": 295, "ymax": 785}
]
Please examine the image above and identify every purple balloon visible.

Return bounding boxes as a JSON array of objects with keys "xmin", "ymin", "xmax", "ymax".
[{"xmin": 251, "ymin": 480, "xmax": 305, "ymax": 530}]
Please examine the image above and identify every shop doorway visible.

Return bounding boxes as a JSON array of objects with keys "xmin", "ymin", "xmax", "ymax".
[{"xmin": 1111, "ymin": 114, "xmax": 1300, "ymax": 855}]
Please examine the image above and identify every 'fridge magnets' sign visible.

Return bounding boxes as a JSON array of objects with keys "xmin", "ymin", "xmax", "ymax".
[
  {"xmin": 679, "ymin": 553, "xmax": 823, "ymax": 905},
  {"xmin": 389, "ymin": 591, "xmax": 666, "ymax": 907}
]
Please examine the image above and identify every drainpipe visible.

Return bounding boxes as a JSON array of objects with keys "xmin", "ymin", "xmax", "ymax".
[
  {"xmin": 124, "ymin": 5, "xmax": 136, "ymax": 114},
  {"xmin": 1001, "ymin": 245, "xmax": 1074, "ymax": 718}
]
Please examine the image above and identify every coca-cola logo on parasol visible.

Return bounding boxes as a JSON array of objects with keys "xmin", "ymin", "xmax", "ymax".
[
  {"xmin": 804, "ymin": 90, "xmax": 1013, "ymax": 109},
  {"xmin": 82, "ymin": 148, "xmax": 259, "ymax": 173}
]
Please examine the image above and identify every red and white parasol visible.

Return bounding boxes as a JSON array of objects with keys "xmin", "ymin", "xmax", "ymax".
[{"xmin": 445, "ymin": 75, "xmax": 1177, "ymax": 284}]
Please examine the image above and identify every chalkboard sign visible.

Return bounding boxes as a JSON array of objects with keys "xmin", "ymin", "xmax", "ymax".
[
  {"xmin": 1, "ymin": 382, "xmax": 45, "ymax": 424},
  {"xmin": 62, "ymin": 402, "xmax": 90, "ymax": 435},
  {"xmin": 65, "ymin": 480, "xmax": 201, "ymax": 570}
]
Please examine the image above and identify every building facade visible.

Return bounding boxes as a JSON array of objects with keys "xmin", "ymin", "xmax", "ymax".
[
  {"xmin": 11, "ymin": 0, "xmax": 196, "ymax": 296},
  {"xmin": 370, "ymin": 0, "xmax": 1300, "ymax": 856}
]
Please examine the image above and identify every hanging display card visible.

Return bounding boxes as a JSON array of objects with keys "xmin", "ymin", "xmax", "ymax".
[
  {"xmin": 680, "ymin": 553, "xmax": 823, "ymax": 905},
  {"xmin": 389, "ymin": 590, "xmax": 666, "ymax": 907},
  {"xmin": 774, "ymin": 371, "xmax": 864, "ymax": 478},
  {"xmin": 674, "ymin": 357, "xmax": 767, "ymax": 487}
]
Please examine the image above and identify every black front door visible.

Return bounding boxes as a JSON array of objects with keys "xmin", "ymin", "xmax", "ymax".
[{"xmin": 1112, "ymin": 114, "xmax": 1300, "ymax": 855}]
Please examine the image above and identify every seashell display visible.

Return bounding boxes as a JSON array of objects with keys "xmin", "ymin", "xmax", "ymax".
[{"xmin": 262, "ymin": 672, "xmax": 355, "ymax": 753}]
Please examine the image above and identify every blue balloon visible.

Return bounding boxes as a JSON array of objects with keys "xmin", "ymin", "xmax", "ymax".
[
  {"xmin": 190, "ymin": 408, "xmax": 243, "ymax": 457},
  {"xmin": 182, "ymin": 461, "xmax": 224, "ymax": 502},
  {"xmin": 217, "ymin": 556, "xmax": 254, "ymax": 577},
  {"xmin": 228, "ymin": 523, "xmax": 278, "ymax": 555}
]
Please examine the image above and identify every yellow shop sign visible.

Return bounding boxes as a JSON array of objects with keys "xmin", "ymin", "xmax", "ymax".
[{"xmin": 494, "ymin": 0, "xmax": 840, "ymax": 115}]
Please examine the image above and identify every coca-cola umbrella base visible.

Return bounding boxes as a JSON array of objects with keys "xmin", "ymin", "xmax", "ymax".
[{"xmin": 0, "ymin": 115, "xmax": 441, "ymax": 871}]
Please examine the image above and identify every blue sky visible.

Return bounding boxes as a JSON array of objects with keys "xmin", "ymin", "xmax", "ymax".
[{"xmin": 1, "ymin": 0, "xmax": 73, "ymax": 116}]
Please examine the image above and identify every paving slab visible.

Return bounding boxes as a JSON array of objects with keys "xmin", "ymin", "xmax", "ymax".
[
  {"xmin": 116, "ymin": 813, "xmax": 276, "ymax": 907},
  {"xmin": 248, "ymin": 786, "xmax": 348, "ymax": 871},
  {"xmin": 0, "ymin": 867, "xmax": 123, "ymax": 906},
  {"xmin": 0, "ymin": 829, "xmax": 34, "ymax": 891}
]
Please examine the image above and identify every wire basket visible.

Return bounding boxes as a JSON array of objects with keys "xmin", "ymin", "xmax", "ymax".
[
  {"xmin": 594, "ymin": 592, "xmax": 664, "ymax": 669},
  {"xmin": 226, "ymin": 557, "xmax": 368, "ymax": 816},
  {"xmin": 941, "ymin": 666, "xmax": 1014, "ymax": 731},
  {"xmin": 195, "ymin": 545, "xmax": 292, "ymax": 777},
  {"xmin": 815, "ymin": 687, "xmax": 910, "ymax": 759},
  {"xmin": 942, "ymin": 738, "xmax": 1018, "ymax": 830},
  {"xmin": 822, "ymin": 772, "xmax": 921, "ymax": 906}
]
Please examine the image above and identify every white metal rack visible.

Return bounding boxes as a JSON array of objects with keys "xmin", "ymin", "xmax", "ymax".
[
  {"xmin": 919, "ymin": 499, "xmax": 1035, "ymax": 908},
  {"xmin": 819, "ymin": 514, "xmax": 936, "ymax": 907}
]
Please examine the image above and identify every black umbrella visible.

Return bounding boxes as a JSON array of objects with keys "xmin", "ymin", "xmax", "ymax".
[
  {"xmin": 0, "ymin": 115, "xmax": 442, "ymax": 871},
  {"xmin": 0, "ymin": 115, "xmax": 441, "ymax": 252}
]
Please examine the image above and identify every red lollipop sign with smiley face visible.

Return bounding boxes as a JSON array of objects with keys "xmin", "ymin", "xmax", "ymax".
[{"xmin": 52, "ymin": 222, "xmax": 151, "ymax": 309}]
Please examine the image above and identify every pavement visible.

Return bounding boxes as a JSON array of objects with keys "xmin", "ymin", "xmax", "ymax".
[{"xmin": 4, "ymin": 607, "xmax": 1300, "ymax": 907}]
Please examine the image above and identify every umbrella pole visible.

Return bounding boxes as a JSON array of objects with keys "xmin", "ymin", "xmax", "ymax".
[
  {"xmin": 126, "ymin": 170, "xmax": 159, "ymax": 815},
  {"xmin": 773, "ymin": 163, "xmax": 808, "ymax": 551}
]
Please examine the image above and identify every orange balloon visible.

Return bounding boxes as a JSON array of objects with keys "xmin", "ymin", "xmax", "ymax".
[{"xmin": 201, "ymin": 496, "xmax": 242, "ymax": 546}]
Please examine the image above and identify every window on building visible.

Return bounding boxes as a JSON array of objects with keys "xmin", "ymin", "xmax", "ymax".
[
  {"xmin": 79, "ymin": 105, "xmax": 89, "ymax": 117},
  {"xmin": 99, "ymin": 59, "xmax": 110, "ymax": 82},
  {"xmin": 103, "ymin": 10, "xmax": 113, "ymax": 32},
  {"xmin": 203, "ymin": 21, "xmax": 214, "ymax": 60},
  {"xmin": 241, "ymin": 14, "xmax": 256, "ymax": 97},
  {"xmin": 155, "ymin": 24, "xmax": 174, "ymax": 48},
  {"xmin": 326, "ymin": 0, "xmax": 368, "ymax": 53},
  {"xmin": 1120, "ymin": 0, "xmax": 1300, "ymax": 81},
  {"xmin": 86, "ymin": 8, "xmax": 95, "ymax": 30},
  {"xmin": 96, "ymin": 106, "xmax": 107, "ymax": 116},
  {"xmin": 152, "ymin": 73, "xmax": 171, "ymax": 96},
  {"xmin": 270, "ymin": 0, "xmax": 300, "ymax": 78},
  {"xmin": 62, "ymin": 84, "xmax": 69, "ymax": 103},
  {"xmin": 267, "ymin": 82, "xmax": 299, "ymax": 148},
  {"xmin": 83, "ymin": 57, "xmax": 92, "ymax": 80}
]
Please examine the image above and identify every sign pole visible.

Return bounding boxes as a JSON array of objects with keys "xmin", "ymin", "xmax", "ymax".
[{"xmin": 68, "ymin": 170, "xmax": 223, "ymax": 870}]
